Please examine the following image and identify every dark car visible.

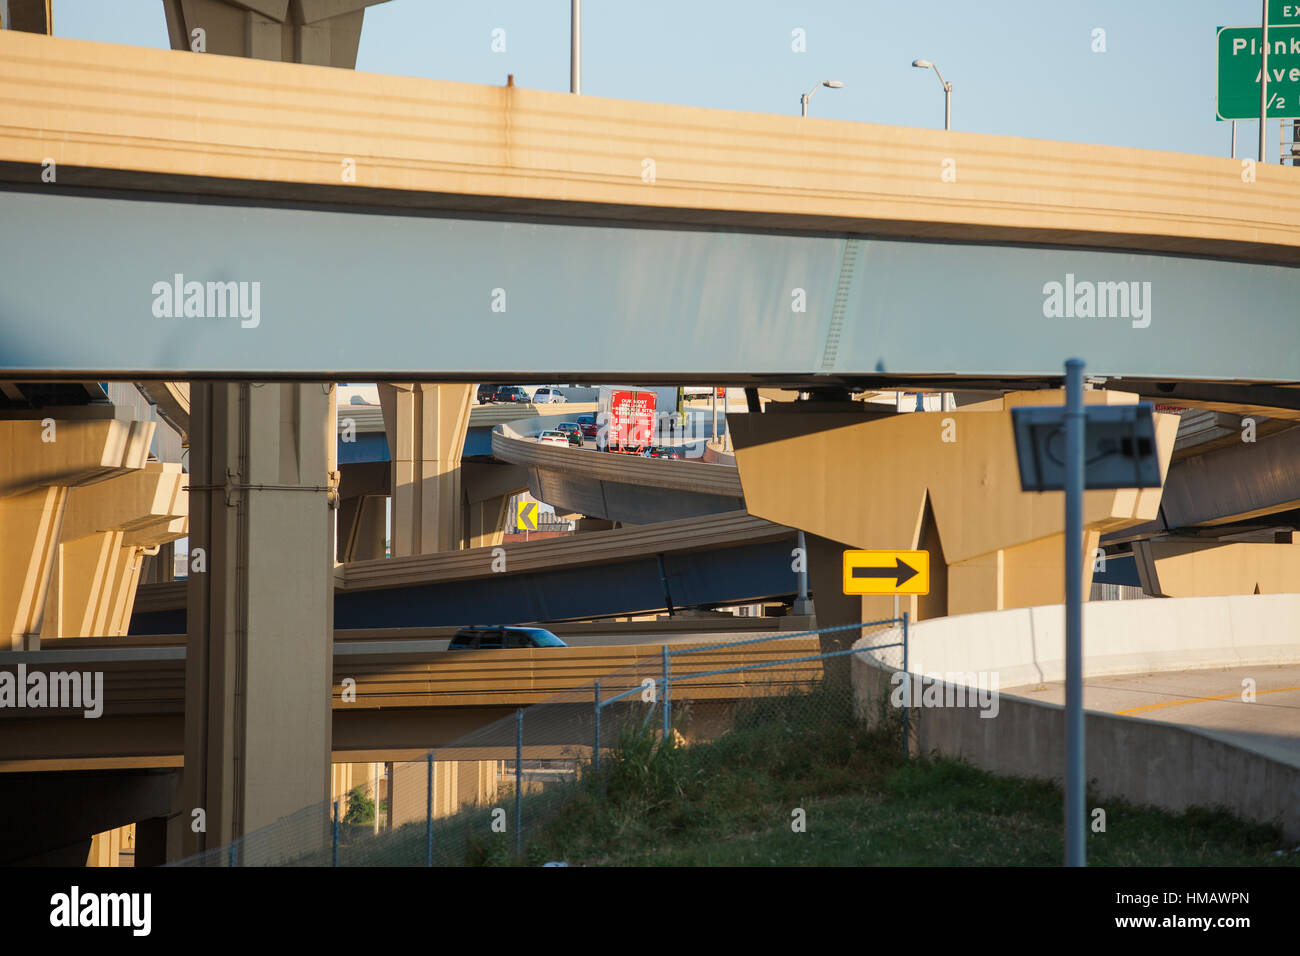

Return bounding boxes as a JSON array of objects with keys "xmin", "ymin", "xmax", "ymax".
[
  {"xmin": 574, "ymin": 413, "xmax": 599, "ymax": 438},
  {"xmin": 643, "ymin": 445, "xmax": 682, "ymax": 460},
  {"xmin": 554, "ymin": 422, "xmax": 584, "ymax": 446},
  {"xmin": 493, "ymin": 386, "xmax": 531, "ymax": 404},
  {"xmin": 476, "ymin": 383, "xmax": 501, "ymax": 403},
  {"xmin": 448, "ymin": 626, "xmax": 567, "ymax": 650}
]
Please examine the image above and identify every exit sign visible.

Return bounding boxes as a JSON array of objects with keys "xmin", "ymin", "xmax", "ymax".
[{"xmin": 1270, "ymin": 0, "xmax": 1300, "ymax": 24}]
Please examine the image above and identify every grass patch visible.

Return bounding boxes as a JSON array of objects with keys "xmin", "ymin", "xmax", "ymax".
[
  {"xmin": 264, "ymin": 685, "xmax": 1295, "ymax": 867},
  {"xmin": 526, "ymin": 688, "xmax": 1297, "ymax": 867}
]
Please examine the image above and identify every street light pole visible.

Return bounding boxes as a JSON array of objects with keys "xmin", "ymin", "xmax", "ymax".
[
  {"xmin": 912, "ymin": 59, "xmax": 952, "ymax": 130},
  {"xmin": 570, "ymin": 0, "xmax": 581, "ymax": 95},
  {"xmin": 800, "ymin": 79, "xmax": 844, "ymax": 116}
]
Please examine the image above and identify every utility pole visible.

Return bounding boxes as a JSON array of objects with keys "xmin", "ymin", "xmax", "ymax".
[{"xmin": 1260, "ymin": 0, "xmax": 1269, "ymax": 162}]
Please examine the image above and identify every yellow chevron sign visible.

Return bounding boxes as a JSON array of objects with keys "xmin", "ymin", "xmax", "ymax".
[
  {"xmin": 516, "ymin": 500, "xmax": 539, "ymax": 531},
  {"xmin": 842, "ymin": 550, "xmax": 930, "ymax": 595}
]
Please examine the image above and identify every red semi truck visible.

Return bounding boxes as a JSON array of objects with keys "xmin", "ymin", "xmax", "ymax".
[{"xmin": 597, "ymin": 386, "xmax": 664, "ymax": 453}]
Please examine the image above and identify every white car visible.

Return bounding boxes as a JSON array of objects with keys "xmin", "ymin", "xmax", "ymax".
[
  {"xmin": 537, "ymin": 430, "xmax": 570, "ymax": 446},
  {"xmin": 533, "ymin": 386, "xmax": 568, "ymax": 404}
]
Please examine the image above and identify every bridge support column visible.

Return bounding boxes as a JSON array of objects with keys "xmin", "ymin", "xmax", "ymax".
[
  {"xmin": 731, "ymin": 390, "xmax": 1178, "ymax": 622},
  {"xmin": 336, "ymin": 460, "xmax": 389, "ymax": 563},
  {"xmin": 1, "ymin": 0, "xmax": 52, "ymax": 35},
  {"xmin": 181, "ymin": 383, "xmax": 337, "ymax": 861},
  {"xmin": 41, "ymin": 530, "xmax": 123, "ymax": 640},
  {"xmin": 162, "ymin": 0, "xmax": 388, "ymax": 69},
  {"xmin": 1134, "ymin": 538, "xmax": 1300, "ymax": 596},
  {"xmin": 40, "ymin": 463, "xmax": 188, "ymax": 640},
  {"xmin": 465, "ymin": 495, "xmax": 510, "ymax": 550},
  {"xmin": 338, "ymin": 494, "xmax": 388, "ymax": 561},
  {"xmin": 379, "ymin": 384, "xmax": 472, "ymax": 556},
  {"xmin": 0, "ymin": 417, "xmax": 154, "ymax": 650},
  {"xmin": 0, "ymin": 487, "xmax": 66, "ymax": 650},
  {"xmin": 461, "ymin": 460, "xmax": 528, "ymax": 550}
]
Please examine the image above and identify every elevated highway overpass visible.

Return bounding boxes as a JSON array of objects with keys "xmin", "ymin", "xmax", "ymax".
[
  {"xmin": 0, "ymin": 632, "xmax": 821, "ymax": 771},
  {"xmin": 128, "ymin": 510, "xmax": 801, "ymax": 634},
  {"xmin": 491, "ymin": 412, "xmax": 743, "ymax": 523},
  {"xmin": 1, "ymin": 30, "xmax": 1297, "ymax": 389}
]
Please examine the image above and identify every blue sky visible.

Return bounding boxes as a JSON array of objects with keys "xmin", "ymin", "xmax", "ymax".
[{"xmin": 50, "ymin": 1, "xmax": 1281, "ymax": 159}]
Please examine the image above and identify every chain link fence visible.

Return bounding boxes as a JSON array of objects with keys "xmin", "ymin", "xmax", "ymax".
[{"xmin": 170, "ymin": 617, "xmax": 906, "ymax": 867}]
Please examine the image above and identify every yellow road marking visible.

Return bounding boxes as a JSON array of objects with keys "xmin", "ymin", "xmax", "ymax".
[{"xmin": 1117, "ymin": 686, "xmax": 1300, "ymax": 716}]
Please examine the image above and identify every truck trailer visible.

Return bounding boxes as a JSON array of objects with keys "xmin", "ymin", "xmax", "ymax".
[{"xmin": 596, "ymin": 386, "xmax": 676, "ymax": 453}]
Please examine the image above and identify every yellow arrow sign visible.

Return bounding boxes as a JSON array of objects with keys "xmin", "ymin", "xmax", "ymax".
[
  {"xmin": 842, "ymin": 550, "xmax": 930, "ymax": 595},
  {"xmin": 516, "ymin": 500, "xmax": 538, "ymax": 531}
]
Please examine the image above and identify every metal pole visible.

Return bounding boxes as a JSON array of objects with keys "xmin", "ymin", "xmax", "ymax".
[
  {"xmin": 657, "ymin": 553, "xmax": 675, "ymax": 616},
  {"xmin": 711, "ymin": 389, "xmax": 718, "ymax": 441},
  {"xmin": 1260, "ymin": 0, "xmax": 1269, "ymax": 162},
  {"xmin": 372, "ymin": 762, "xmax": 380, "ymax": 836},
  {"xmin": 385, "ymin": 761, "xmax": 394, "ymax": 831},
  {"xmin": 331, "ymin": 799, "xmax": 339, "ymax": 868},
  {"xmin": 514, "ymin": 708, "xmax": 523, "ymax": 859},
  {"xmin": 1232, "ymin": 119, "xmax": 1238, "ymax": 158},
  {"xmin": 593, "ymin": 680, "xmax": 601, "ymax": 771},
  {"xmin": 901, "ymin": 611, "xmax": 910, "ymax": 756},
  {"xmin": 570, "ymin": 0, "xmax": 581, "ymax": 94},
  {"xmin": 800, "ymin": 93, "xmax": 808, "ymax": 117},
  {"xmin": 662, "ymin": 645, "xmax": 671, "ymax": 740},
  {"xmin": 425, "ymin": 752, "xmax": 433, "ymax": 867},
  {"xmin": 944, "ymin": 84, "xmax": 951, "ymax": 131},
  {"xmin": 1064, "ymin": 358, "xmax": 1086, "ymax": 867}
]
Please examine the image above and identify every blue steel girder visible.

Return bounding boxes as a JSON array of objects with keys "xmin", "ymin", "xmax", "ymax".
[
  {"xmin": 128, "ymin": 536, "xmax": 798, "ymax": 634},
  {"xmin": 1, "ymin": 189, "xmax": 1297, "ymax": 382}
]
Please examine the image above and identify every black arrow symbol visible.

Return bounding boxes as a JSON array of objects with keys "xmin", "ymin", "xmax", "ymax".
[{"xmin": 852, "ymin": 558, "xmax": 919, "ymax": 587}]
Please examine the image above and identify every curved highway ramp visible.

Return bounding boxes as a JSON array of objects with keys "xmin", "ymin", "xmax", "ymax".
[{"xmin": 130, "ymin": 511, "xmax": 797, "ymax": 633}]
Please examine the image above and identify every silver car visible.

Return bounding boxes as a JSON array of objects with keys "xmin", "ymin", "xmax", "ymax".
[{"xmin": 532, "ymin": 386, "xmax": 568, "ymax": 404}]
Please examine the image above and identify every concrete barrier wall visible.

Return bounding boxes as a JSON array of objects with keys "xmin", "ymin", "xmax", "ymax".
[
  {"xmin": 889, "ymin": 593, "xmax": 1300, "ymax": 688},
  {"xmin": 850, "ymin": 594, "xmax": 1300, "ymax": 839}
]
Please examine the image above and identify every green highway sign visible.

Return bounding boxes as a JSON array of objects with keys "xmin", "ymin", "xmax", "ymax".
[
  {"xmin": 1217, "ymin": 25, "xmax": 1300, "ymax": 119},
  {"xmin": 1269, "ymin": 0, "xmax": 1300, "ymax": 25}
]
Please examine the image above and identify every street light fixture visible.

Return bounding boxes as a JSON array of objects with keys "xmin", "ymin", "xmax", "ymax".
[
  {"xmin": 912, "ymin": 58, "xmax": 952, "ymax": 130},
  {"xmin": 800, "ymin": 80, "xmax": 844, "ymax": 117}
]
